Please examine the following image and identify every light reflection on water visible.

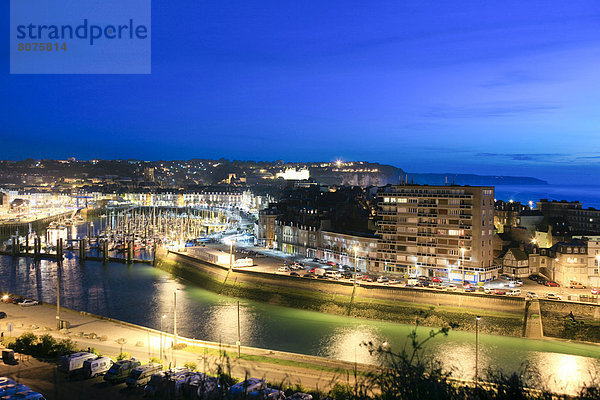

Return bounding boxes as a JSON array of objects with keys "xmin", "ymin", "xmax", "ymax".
[{"xmin": 1, "ymin": 256, "xmax": 600, "ymax": 395}]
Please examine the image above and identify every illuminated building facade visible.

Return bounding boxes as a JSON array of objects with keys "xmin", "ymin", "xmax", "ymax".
[{"xmin": 373, "ymin": 185, "xmax": 497, "ymax": 282}]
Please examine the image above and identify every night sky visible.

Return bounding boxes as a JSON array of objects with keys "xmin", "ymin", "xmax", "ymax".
[{"xmin": 2, "ymin": 1, "xmax": 600, "ymax": 184}]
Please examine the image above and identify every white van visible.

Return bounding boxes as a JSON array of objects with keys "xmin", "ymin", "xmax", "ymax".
[
  {"xmin": 126, "ymin": 362, "xmax": 163, "ymax": 387},
  {"xmin": 324, "ymin": 270, "xmax": 341, "ymax": 280},
  {"xmin": 83, "ymin": 356, "xmax": 114, "ymax": 378},
  {"xmin": 58, "ymin": 352, "xmax": 96, "ymax": 374},
  {"xmin": 507, "ymin": 288, "xmax": 522, "ymax": 296}
]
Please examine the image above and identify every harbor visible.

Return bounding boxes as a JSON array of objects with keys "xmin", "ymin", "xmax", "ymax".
[{"xmin": 0, "ymin": 205, "xmax": 233, "ymax": 265}]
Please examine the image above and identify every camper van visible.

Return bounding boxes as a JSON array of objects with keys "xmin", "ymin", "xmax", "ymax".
[
  {"xmin": 125, "ymin": 363, "xmax": 163, "ymax": 388},
  {"xmin": 58, "ymin": 352, "xmax": 96, "ymax": 374},
  {"xmin": 143, "ymin": 367, "xmax": 190, "ymax": 398},
  {"xmin": 82, "ymin": 356, "xmax": 114, "ymax": 378},
  {"xmin": 0, "ymin": 384, "xmax": 32, "ymax": 398},
  {"xmin": 8, "ymin": 389, "xmax": 47, "ymax": 399},
  {"xmin": 228, "ymin": 378, "xmax": 267, "ymax": 399},
  {"xmin": 104, "ymin": 358, "xmax": 141, "ymax": 383}
]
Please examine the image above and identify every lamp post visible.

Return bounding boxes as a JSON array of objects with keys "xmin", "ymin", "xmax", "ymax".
[
  {"xmin": 353, "ymin": 246, "xmax": 358, "ymax": 287},
  {"xmin": 475, "ymin": 316, "xmax": 481, "ymax": 383},
  {"xmin": 174, "ymin": 289, "xmax": 179, "ymax": 345},
  {"xmin": 56, "ymin": 266, "xmax": 61, "ymax": 330},
  {"xmin": 160, "ymin": 314, "xmax": 166, "ymax": 360},
  {"xmin": 460, "ymin": 247, "xmax": 466, "ymax": 283},
  {"xmin": 229, "ymin": 239, "xmax": 234, "ymax": 271}
]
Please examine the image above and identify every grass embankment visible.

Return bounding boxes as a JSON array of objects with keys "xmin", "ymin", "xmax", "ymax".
[{"xmin": 155, "ymin": 255, "xmax": 524, "ymax": 336}]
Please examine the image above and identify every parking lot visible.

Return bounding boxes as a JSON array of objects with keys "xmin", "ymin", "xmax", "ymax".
[{"xmin": 201, "ymin": 240, "xmax": 600, "ymax": 304}]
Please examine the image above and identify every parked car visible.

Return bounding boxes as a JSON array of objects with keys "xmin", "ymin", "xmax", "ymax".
[
  {"xmin": 431, "ymin": 277, "xmax": 443, "ymax": 283},
  {"xmin": 325, "ymin": 270, "xmax": 342, "ymax": 280},
  {"xmin": 591, "ymin": 288, "xmax": 600, "ymax": 295},
  {"xmin": 514, "ymin": 279, "xmax": 523, "ymax": 286},
  {"xmin": 569, "ymin": 281, "xmax": 586, "ymax": 289},
  {"xmin": 19, "ymin": 300, "xmax": 39, "ymax": 307},
  {"xmin": 464, "ymin": 286, "xmax": 477, "ymax": 292},
  {"xmin": 492, "ymin": 289, "xmax": 506, "ymax": 295},
  {"xmin": 526, "ymin": 292, "xmax": 538, "ymax": 299},
  {"xmin": 499, "ymin": 274, "xmax": 512, "ymax": 280},
  {"xmin": 0, "ymin": 312, "xmax": 7, "ymax": 319},
  {"xmin": 529, "ymin": 274, "xmax": 542, "ymax": 282},
  {"xmin": 545, "ymin": 281, "xmax": 560, "ymax": 287},
  {"xmin": 277, "ymin": 266, "xmax": 290, "ymax": 272},
  {"xmin": 377, "ymin": 276, "xmax": 390, "ymax": 284},
  {"xmin": 417, "ymin": 276, "xmax": 430, "ymax": 281},
  {"xmin": 303, "ymin": 273, "xmax": 316, "ymax": 279},
  {"xmin": 388, "ymin": 279, "xmax": 402, "ymax": 285},
  {"xmin": 507, "ymin": 288, "xmax": 522, "ymax": 296},
  {"xmin": 289, "ymin": 272, "xmax": 300, "ymax": 277},
  {"xmin": 446, "ymin": 284, "xmax": 457, "ymax": 291},
  {"xmin": 546, "ymin": 293, "xmax": 562, "ymax": 300}
]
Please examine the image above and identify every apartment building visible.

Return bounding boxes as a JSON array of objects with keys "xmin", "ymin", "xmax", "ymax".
[
  {"xmin": 548, "ymin": 240, "xmax": 588, "ymax": 286},
  {"xmin": 538, "ymin": 199, "xmax": 600, "ymax": 234},
  {"xmin": 374, "ymin": 185, "xmax": 497, "ymax": 282},
  {"xmin": 317, "ymin": 230, "xmax": 378, "ymax": 271},
  {"xmin": 587, "ymin": 240, "xmax": 600, "ymax": 287}
]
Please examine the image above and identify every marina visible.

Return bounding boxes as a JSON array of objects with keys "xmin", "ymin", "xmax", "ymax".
[{"xmin": 0, "ymin": 206, "xmax": 232, "ymax": 264}]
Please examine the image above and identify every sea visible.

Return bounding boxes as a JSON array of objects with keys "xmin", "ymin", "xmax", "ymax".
[{"xmin": 494, "ymin": 184, "xmax": 600, "ymax": 209}]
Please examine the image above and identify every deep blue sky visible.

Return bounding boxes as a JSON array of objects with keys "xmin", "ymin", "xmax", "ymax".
[{"xmin": 2, "ymin": 1, "xmax": 600, "ymax": 184}]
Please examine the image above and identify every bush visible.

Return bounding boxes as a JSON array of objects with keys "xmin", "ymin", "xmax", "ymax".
[
  {"xmin": 117, "ymin": 352, "xmax": 131, "ymax": 361},
  {"xmin": 173, "ymin": 343, "xmax": 187, "ymax": 350},
  {"xmin": 184, "ymin": 361, "xmax": 197, "ymax": 371},
  {"xmin": 8, "ymin": 332, "xmax": 76, "ymax": 359},
  {"xmin": 149, "ymin": 357, "xmax": 162, "ymax": 364}
]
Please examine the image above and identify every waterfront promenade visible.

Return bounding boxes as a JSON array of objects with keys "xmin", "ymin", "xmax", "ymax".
[{"xmin": 0, "ymin": 301, "xmax": 364, "ymax": 397}]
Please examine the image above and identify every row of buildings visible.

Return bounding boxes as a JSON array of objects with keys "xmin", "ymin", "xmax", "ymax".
[
  {"xmin": 258, "ymin": 183, "xmax": 600, "ymax": 286},
  {"xmin": 0, "ymin": 188, "xmax": 273, "ymax": 215},
  {"xmin": 258, "ymin": 184, "xmax": 499, "ymax": 283}
]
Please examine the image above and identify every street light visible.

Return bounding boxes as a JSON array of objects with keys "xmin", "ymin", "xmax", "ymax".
[
  {"xmin": 460, "ymin": 248, "xmax": 466, "ymax": 283},
  {"xmin": 173, "ymin": 289, "xmax": 180, "ymax": 345},
  {"xmin": 160, "ymin": 314, "xmax": 166, "ymax": 360},
  {"xmin": 353, "ymin": 246, "xmax": 359, "ymax": 287},
  {"xmin": 475, "ymin": 316, "xmax": 481, "ymax": 383}
]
